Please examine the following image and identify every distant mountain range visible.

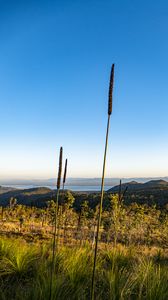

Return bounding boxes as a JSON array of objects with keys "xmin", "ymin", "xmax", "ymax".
[
  {"xmin": 1, "ymin": 177, "xmax": 168, "ymax": 187},
  {"xmin": 108, "ymin": 179, "xmax": 168, "ymax": 192},
  {"xmin": 107, "ymin": 179, "xmax": 168, "ymax": 207},
  {"xmin": 0, "ymin": 186, "xmax": 15, "ymax": 194},
  {"xmin": 0, "ymin": 179, "xmax": 168, "ymax": 207},
  {"xmin": 0, "ymin": 187, "xmax": 53, "ymax": 207}
]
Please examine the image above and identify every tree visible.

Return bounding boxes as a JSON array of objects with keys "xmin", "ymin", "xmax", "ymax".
[{"xmin": 9, "ymin": 197, "xmax": 17, "ymax": 209}]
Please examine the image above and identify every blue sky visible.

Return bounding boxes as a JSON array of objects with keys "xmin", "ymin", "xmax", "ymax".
[{"xmin": 0, "ymin": 0, "xmax": 168, "ymax": 179}]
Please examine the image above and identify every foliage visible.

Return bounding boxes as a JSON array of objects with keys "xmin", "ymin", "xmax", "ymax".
[
  {"xmin": 0, "ymin": 195, "xmax": 168, "ymax": 299},
  {"xmin": 0, "ymin": 237, "xmax": 167, "ymax": 299}
]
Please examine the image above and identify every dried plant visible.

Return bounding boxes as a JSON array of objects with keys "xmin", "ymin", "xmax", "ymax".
[
  {"xmin": 108, "ymin": 63, "xmax": 114, "ymax": 115},
  {"xmin": 57, "ymin": 158, "xmax": 68, "ymax": 247},
  {"xmin": 118, "ymin": 179, "xmax": 122, "ymax": 203},
  {"xmin": 49, "ymin": 146, "xmax": 63, "ymax": 300},
  {"xmin": 91, "ymin": 64, "xmax": 115, "ymax": 300},
  {"xmin": 57, "ymin": 147, "xmax": 63, "ymax": 190},
  {"xmin": 63, "ymin": 159, "xmax": 68, "ymax": 190}
]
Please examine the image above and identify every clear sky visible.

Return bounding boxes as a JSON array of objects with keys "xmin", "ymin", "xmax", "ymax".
[{"xmin": 0, "ymin": 0, "xmax": 168, "ymax": 179}]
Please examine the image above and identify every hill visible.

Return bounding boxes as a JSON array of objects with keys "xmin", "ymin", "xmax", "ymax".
[
  {"xmin": 0, "ymin": 187, "xmax": 54, "ymax": 207},
  {"xmin": 0, "ymin": 186, "xmax": 15, "ymax": 195},
  {"xmin": 108, "ymin": 179, "xmax": 168, "ymax": 192},
  {"xmin": 0, "ymin": 179, "xmax": 168, "ymax": 208},
  {"xmin": 108, "ymin": 179, "xmax": 168, "ymax": 206}
]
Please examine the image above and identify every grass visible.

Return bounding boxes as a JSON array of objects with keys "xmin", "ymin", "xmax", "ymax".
[
  {"xmin": 91, "ymin": 63, "xmax": 115, "ymax": 300},
  {"xmin": 50, "ymin": 146, "xmax": 63, "ymax": 300},
  {"xmin": 0, "ymin": 237, "xmax": 167, "ymax": 300}
]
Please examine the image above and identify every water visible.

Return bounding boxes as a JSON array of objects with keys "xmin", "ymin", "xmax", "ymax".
[{"xmin": 3, "ymin": 184, "xmax": 110, "ymax": 192}]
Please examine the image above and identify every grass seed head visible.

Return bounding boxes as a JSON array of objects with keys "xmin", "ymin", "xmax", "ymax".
[
  {"xmin": 63, "ymin": 159, "xmax": 68, "ymax": 184},
  {"xmin": 108, "ymin": 64, "xmax": 114, "ymax": 115},
  {"xmin": 57, "ymin": 147, "xmax": 63, "ymax": 189}
]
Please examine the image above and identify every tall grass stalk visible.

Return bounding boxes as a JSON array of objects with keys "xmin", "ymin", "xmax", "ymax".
[
  {"xmin": 57, "ymin": 158, "xmax": 68, "ymax": 247},
  {"xmin": 49, "ymin": 146, "xmax": 63, "ymax": 300},
  {"xmin": 63, "ymin": 158, "xmax": 68, "ymax": 190},
  {"xmin": 118, "ymin": 179, "xmax": 122, "ymax": 202},
  {"xmin": 91, "ymin": 64, "xmax": 115, "ymax": 300}
]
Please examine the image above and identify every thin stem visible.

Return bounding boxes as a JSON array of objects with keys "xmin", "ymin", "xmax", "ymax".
[
  {"xmin": 118, "ymin": 179, "xmax": 122, "ymax": 203},
  {"xmin": 56, "ymin": 182, "xmax": 65, "ymax": 247},
  {"xmin": 49, "ymin": 188, "xmax": 60, "ymax": 300},
  {"xmin": 91, "ymin": 114, "xmax": 111, "ymax": 300},
  {"xmin": 121, "ymin": 186, "xmax": 128, "ymax": 202}
]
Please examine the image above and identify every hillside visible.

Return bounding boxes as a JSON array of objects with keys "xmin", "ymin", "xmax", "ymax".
[
  {"xmin": 108, "ymin": 179, "xmax": 168, "ymax": 206},
  {"xmin": 0, "ymin": 179, "xmax": 168, "ymax": 208},
  {"xmin": 0, "ymin": 186, "xmax": 15, "ymax": 195},
  {"xmin": 0, "ymin": 187, "xmax": 54, "ymax": 207},
  {"xmin": 108, "ymin": 179, "xmax": 168, "ymax": 192}
]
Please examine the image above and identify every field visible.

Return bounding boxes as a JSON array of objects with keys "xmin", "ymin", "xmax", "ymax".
[{"xmin": 0, "ymin": 191, "xmax": 168, "ymax": 299}]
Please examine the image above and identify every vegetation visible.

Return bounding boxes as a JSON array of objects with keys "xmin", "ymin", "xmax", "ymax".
[
  {"xmin": 0, "ymin": 192, "xmax": 167, "ymax": 299},
  {"xmin": 0, "ymin": 193, "xmax": 167, "ymax": 246},
  {"xmin": 91, "ymin": 63, "xmax": 115, "ymax": 299},
  {"xmin": 50, "ymin": 146, "xmax": 63, "ymax": 300},
  {"xmin": 0, "ymin": 234, "xmax": 167, "ymax": 299}
]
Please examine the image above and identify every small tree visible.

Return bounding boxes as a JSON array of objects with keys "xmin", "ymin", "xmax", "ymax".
[
  {"xmin": 77, "ymin": 200, "xmax": 89, "ymax": 244},
  {"xmin": 61, "ymin": 191, "xmax": 75, "ymax": 244},
  {"xmin": 9, "ymin": 197, "xmax": 17, "ymax": 209}
]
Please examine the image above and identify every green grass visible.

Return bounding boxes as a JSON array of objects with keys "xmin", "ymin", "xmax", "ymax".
[{"xmin": 0, "ymin": 237, "xmax": 167, "ymax": 300}]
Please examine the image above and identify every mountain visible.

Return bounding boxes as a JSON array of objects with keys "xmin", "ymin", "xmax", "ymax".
[
  {"xmin": 0, "ymin": 186, "xmax": 15, "ymax": 195},
  {"xmin": 1, "ymin": 177, "xmax": 168, "ymax": 187},
  {"xmin": 143, "ymin": 180, "xmax": 168, "ymax": 188},
  {"xmin": 108, "ymin": 181, "xmax": 141, "ymax": 192},
  {"xmin": 107, "ymin": 180, "xmax": 168, "ymax": 206},
  {"xmin": 0, "ymin": 187, "xmax": 54, "ymax": 207},
  {"xmin": 108, "ymin": 180, "xmax": 168, "ymax": 193},
  {"xmin": 0, "ymin": 179, "xmax": 168, "ymax": 208}
]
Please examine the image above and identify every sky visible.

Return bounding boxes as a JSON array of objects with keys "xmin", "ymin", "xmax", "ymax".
[{"xmin": 0, "ymin": 0, "xmax": 168, "ymax": 180}]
